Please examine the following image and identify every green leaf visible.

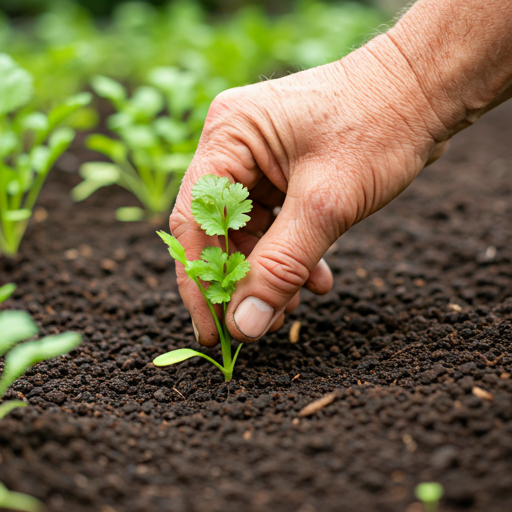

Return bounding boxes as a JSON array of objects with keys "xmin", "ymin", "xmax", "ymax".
[
  {"xmin": 49, "ymin": 127, "xmax": 74, "ymax": 152},
  {"xmin": 148, "ymin": 66, "xmax": 197, "ymax": 117},
  {"xmin": 86, "ymin": 134, "xmax": 126, "ymax": 162},
  {"xmin": 205, "ymin": 282, "xmax": 232, "ymax": 304},
  {"xmin": 196, "ymin": 246, "xmax": 226, "ymax": 282},
  {"xmin": 0, "ymin": 131, "xmax": 18, "ymax": 158},
  {"xmin": 41, "ymin": 127, "xmax": 75, "ymax": 174},
  {"xmin": 191, "ymin": 197, "xmax": 225, "ymax": 236},
  {"xmin": 184, "ymin": 259, "xmax": 209, "ymax": 280},
  {"xmin": 153, "ymin": 348, "xmax": 205, "ymax": 366},
  {"xmin": 115, "ymin": 206, "xmax": 145, "ymax": 222},
  {"xmin": 0, "ymin": 310, "xmax": 38, "ymax": 358},
  {"xmin": 3, "ymin": 210, "xmax": 32, "ymax": 222},
  {"xmin": 0, "ymin": 54, "xmax": 33, "ymax": 115},
  {"xmin": 190, "ymin": 175, "xmax": 252, "ymax": 235},
  {"xmin": 157, "ymin": 153, "xmax": 194, "ymax": 173},
  {"xmin": 48, "ymin": 91, "xmax": 92, "ymax": 130},
  {"xmin": 129, "ymin": 86, "xmax": 164, "ymax": 119},
  {"xmin": 156, "ymin": 230, "xmax": 187, "ymax": 265},
  {"xmin": 0, "ymin": 332, "xmax": 81, "ymax": 397},
  {"xmin": 91, "ymin": 75, "xmax": 126, "ymax": 108},
  {"xmin": 22, "ymin": 112, "xmax": 48, "ymax": 133},
  {"xmin": 415, "ymin": 482, "xmax": 444, "ymax": 504},
  {"xmin": 7, "ymin": 180, "xmax": 20, "ymax": 196},
  {"xmin": 0, "ymin": 482, "xmax": 42, "ymax": 512},
  {"xmin": 120, "ymin": 125, "xmax": 157, "ymax": 149},
  {"xmin": 0, "ymin": 400, "xmax": 26, "ymax": 419},
  {"xmin": 191, "ymin": 175, "xmax": 230, "ymax": 236},
  {"xmin": 153, "ymin": 118, "xmax": 188, "ymax": 144},
  {"xmin": 192, "ymin": 174, "xmax": 229, "ymax": 202},
  {"xmin": 107, "ymin": 112, "xmax": 132, "ymax": 131},
  {"xmin": 224, "ymin": 181, "xmax": 252, "ymax": 231},
  {"xmin": 223, "ymin": 252, "xmax": 250, "ymax": 287},
  {"xmin": 31, "ymin": 146, "xmax": 51, "ymax": 174},
  {"xmin": 0, "ymin": 283, "xmax": 16, "ymax": 303},
  {"xmin": 72, "ymin": 162, "xmax": 121, "ymax": 201}
]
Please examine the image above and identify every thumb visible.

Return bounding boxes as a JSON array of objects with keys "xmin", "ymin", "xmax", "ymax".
[{"xmin": 226, "ymin": 189, "xmax": 339, "ymax": 341}]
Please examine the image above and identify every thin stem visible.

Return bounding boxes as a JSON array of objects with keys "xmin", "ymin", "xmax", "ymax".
[
  {"xmin": 221, "ymin": 302, "xmax": 232, "ymax": 371},
  {"xmin": 23, "ymin": 168, "xmax": 50, "ymax": 211},
  {"xmin": 194, "ymin": 352, "xmax": 228, "ymax": 375},
  {"xmin": 230, "ymin": 343, "xmax": 243, "ymax": 371},
  {"xmin": 0, "ymin": 165, "xmax": 14, "ymax": 254},
  {"xmin": 194, "ymin": 279, "xmax": 234, "ymax": 381},
  {"xmin": 195, "ymin": 279, "xmax": 226, "ymax": 344}
]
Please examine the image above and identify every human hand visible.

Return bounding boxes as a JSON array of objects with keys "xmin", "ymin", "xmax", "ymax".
[{"xmin": 169, "ymin": 34, "xmax": 452, "ymax": 346}]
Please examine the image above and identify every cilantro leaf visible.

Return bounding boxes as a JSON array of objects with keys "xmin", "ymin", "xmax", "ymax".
[
  {"xmin": 206, "ymin": 282, "xmax": 232, "ymax": 304},
  {"xmin": 224, "ymin": 182, "xmax": 252, "ymax": 231},
  {"xmin": 191, "ymin": 175, "xmax": 229, "ymax": 235},
  {"xmin": 191, "ymin": 175, "xmax": 252, "ymax": 235},
  {"xmin": 185, "ymin": 259, "xmax": 209, "ymax": 279},
  {"xmin": 197, "ymin": 247, "xmax": 227, "ymax": 282},
  {"xmin": 156, "ymin": 230, "xmax": 187, "ymax": 265},
  {"xmin": 192, "ymin": 174, "xmax": 229, "ymax": 201},
  {"xmin": 191, "ymin": 197, "xmax": 224, "ymax": 236},
  {"xmin": 223, "ymin": 252, "xmax": 250, "ymax": 288}
]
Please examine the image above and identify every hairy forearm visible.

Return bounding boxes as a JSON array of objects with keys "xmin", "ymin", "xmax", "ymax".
[{"xmin": 387, "ymin": 0, "xmax": 512, "ymax": 137}]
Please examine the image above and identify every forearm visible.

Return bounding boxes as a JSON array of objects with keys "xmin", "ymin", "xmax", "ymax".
[{"xmin": 387, "ymin": 0, "xmax": 512, "ymax": 137}]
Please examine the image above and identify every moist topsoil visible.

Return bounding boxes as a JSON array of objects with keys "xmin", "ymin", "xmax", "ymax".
[{"xmin": 1, "ymin": 103, "xmax": 512, "ymax": 512}]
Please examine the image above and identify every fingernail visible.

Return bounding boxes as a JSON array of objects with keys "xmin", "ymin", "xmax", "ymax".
[
  {"xmin": 233, "ymin": 296, "xmax": 274, "ymax": 339},
  {"xmin": 192, "ymin": 319, "xmax": 199, "ymax": 342}
]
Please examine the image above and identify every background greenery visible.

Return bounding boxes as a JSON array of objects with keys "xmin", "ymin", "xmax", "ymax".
[{"xmin": 0, "ymin": 0, "xmax": 394, "ymax": 108}]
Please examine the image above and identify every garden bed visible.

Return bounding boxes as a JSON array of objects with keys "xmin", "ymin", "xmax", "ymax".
[{"xmin": 1, "ymin": 102, "xmax": 512, "ymax": 512}]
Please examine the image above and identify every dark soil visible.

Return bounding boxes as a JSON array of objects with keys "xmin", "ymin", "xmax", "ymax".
[{"xmin": 1, "ymin": 103, "xmax": 512, "ymax": 512}]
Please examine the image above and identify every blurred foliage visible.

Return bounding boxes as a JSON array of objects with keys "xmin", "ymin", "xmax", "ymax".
[
  {"xmin": 0, "ymin": 53, "xmax": 92, "ymax": 255},
  {"xmin": 0, "ymin": 0, "xmax": 391, "ymax": 17},
  {"xmin": 71, "ymin": 71, "xmax": 201, "ymax": 220},
  {"xmin": 0, "ymin": 0, "xmax": 386, "ymax": 108}
]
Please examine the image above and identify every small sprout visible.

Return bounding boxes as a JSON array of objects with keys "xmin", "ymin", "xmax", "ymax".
[
  {"xmin": 154, "ymin": 175, "xmax": 253, "ymax": 381},
  {"xmin": 415, "ymin": 482, "xmax": 444, "ymax": 512},
  {"xmin": 72, "ymin": 70, "xmax": 200, "ymax": 221},
  {"xmin": 0, "ymin": 283, "xmax": 81, "ymax": 511},
  {"xmin": 0, "ymin": 54, "xmax": 91, "ymax": 256},
  {"xmin": 0, "ymin": 283, "xmax": 16, "ymax": 303},
  {"xmin": 0, "ymin": 482, "xmax": 42, "ymax": 512},
  {"xmin": 0, "ymin": 283, "xmax": 82, "ymax": 418}
]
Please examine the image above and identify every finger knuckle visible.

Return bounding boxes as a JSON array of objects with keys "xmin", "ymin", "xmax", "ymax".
[
  {"xmin": 256, "ymin": 245, "xmax": 310, "ymax": 296},
  {"xmin": 205, "ymin": 88, "xmax": 243, "ymax": 128},
  {"xmin": 168, "ymin": 206, "xmax": 188, "ymax": 238}
]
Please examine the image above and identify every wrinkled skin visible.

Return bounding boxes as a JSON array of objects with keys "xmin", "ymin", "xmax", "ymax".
[
  {"xmin": 169, "ymin": 18, "xmax": 512, "ymax": 346},
  {"xmin": 169, "ymin": 32, "xmax": 453, "ymax": 347}
]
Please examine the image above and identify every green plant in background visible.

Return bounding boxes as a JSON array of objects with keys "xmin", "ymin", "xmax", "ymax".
[
  {"xmin": 0, "ymin": 1, "xmax": 385, "ymax": 109},
  {"xmin": 154, "ymin": 175, "xmax": 252, "ymax": 381},
  {"xmin": 71, "ymin": 71, "xmax": 201, "ymax": 221},
  {"xmin": 415, "ymin": 482, "xmax": 444, "ymax": 512},
  {"xmin": 0, "ymin": 282, "xmax": 82, "ymax": 511},
  {"xmin": 0, "ymin": 282, "xmax": 82, "ymax": 417},
  {"xmin": 0, "ymin": 482, "xmax": 42, "ymax": 512},
  {"xmin": 0, "ymin": 54, "xmax": 91, "ymax": 256}
]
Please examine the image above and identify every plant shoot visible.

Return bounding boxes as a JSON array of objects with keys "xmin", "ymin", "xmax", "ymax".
[
  {"xmin": 154, "ymin": 174, "xmax": 252, "ymax": 381},
  {"xmin": 0, "ymin": 54, "xmax": 91, "ymax": 256}
]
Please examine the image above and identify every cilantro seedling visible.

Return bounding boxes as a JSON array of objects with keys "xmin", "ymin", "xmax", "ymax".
[
  {"xmin": 0, "ymin": 54, "xmax": 91, "ymax": 256},
  {"xmin": 415, "ymin": 482, "xmax": 444, "ymax": 512},
  {"xmin": 71, "ymin": 71, "xmax": 200, "ymax": 222},
  {"xmin": 0, "ymin": 283, "xmax": 82, "ymax": 418},
  {"xmin": 154, "ymin": 175, "xmax": 252, "ymax": 381},
  {"xmin": 0, "ymin": 482, "xmax": 42, "ymax": 512},
  {"xmin": 0, "ymin": 283, "xmax": 81, "ymax": 511}
]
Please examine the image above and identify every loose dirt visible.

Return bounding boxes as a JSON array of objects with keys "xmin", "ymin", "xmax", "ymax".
[{"xmin": 1, "ymin": 103, "xmax": 512, "ymax": 512}]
